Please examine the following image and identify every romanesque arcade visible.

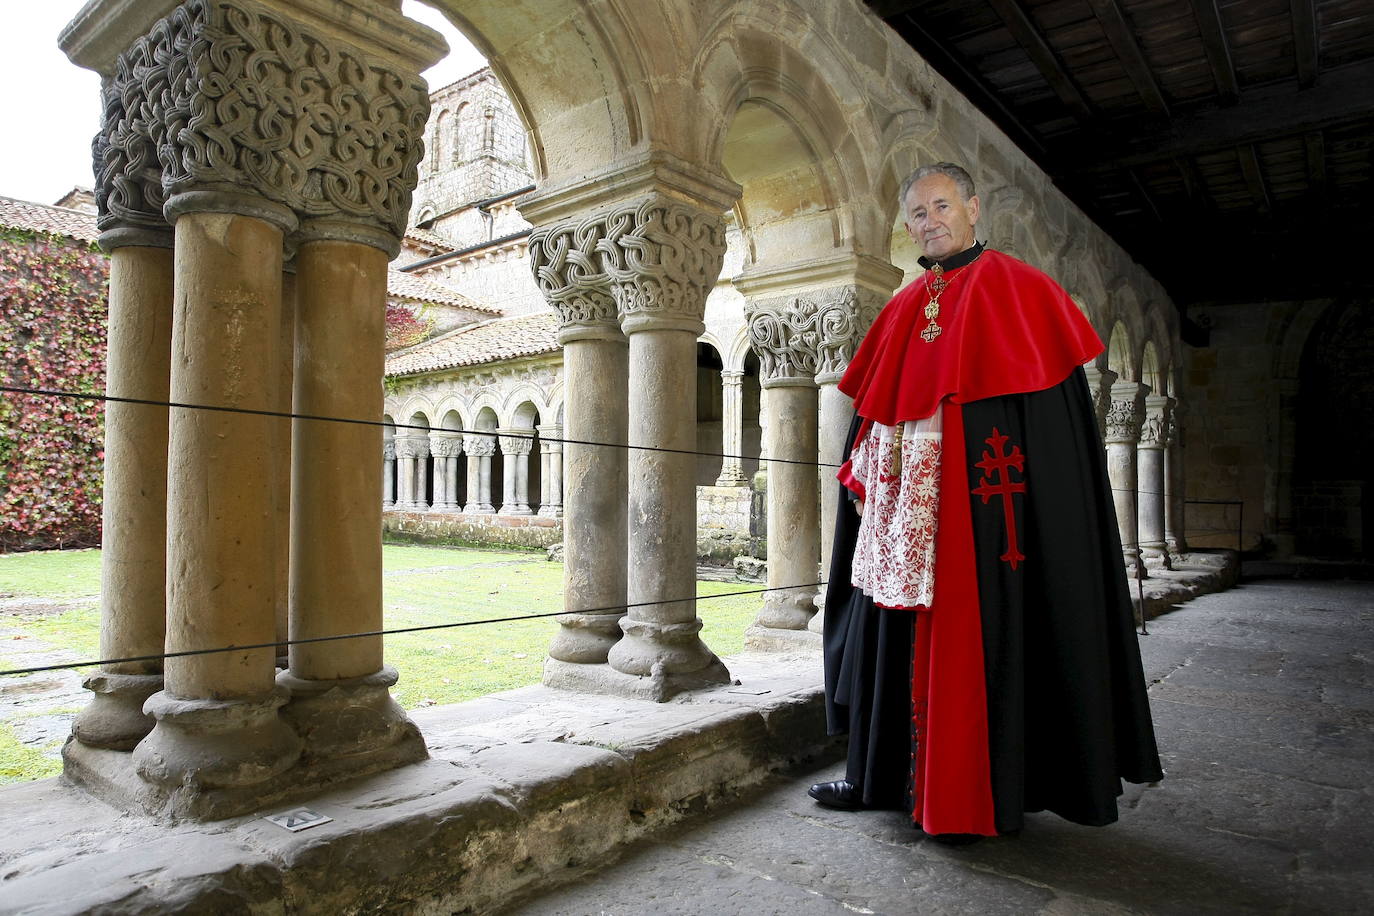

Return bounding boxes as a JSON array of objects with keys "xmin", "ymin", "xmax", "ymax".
[{"xmin": 59, "ymin": 0, "xmax": 1188, "ymax": 820}]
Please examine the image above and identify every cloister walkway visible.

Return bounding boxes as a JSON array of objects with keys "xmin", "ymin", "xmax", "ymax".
[{"xmin": 509, "ymin": 575, "xmax": 1374, "ymax": 915}]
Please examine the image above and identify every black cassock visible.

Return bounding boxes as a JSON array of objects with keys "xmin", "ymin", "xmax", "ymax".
[{"xmin": 823, "ymin": 369, "xmax": 1164, "ymax": 835}]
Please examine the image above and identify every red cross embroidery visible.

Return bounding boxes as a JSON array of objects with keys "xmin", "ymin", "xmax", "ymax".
[{"xmin": 971, "ymin": 427, "xmax": 1026, "ymax": 570}]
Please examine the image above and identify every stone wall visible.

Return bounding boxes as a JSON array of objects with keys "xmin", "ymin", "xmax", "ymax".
[{"xmin": 384, "ymin": 510, "xmax": 562, "ymax": 549}]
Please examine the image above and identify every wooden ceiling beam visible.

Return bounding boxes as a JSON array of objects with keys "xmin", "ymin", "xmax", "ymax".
[
  {"xmin": 985, "ymin": 0, "xmax": 1094, "ymax": 120},
  {"xmin": 1084, "ymin": 0, "xmax": 1170, "ymax": 117},
  {"xmin": 1063, "ymin": 60, "xmax": 1374, "ymax": 172},
  {"xmin": 1187, "ymin": 0, "xmax": 1239, "ymax": 105},
  {"xmin": 867, "ymin": 0, "xmax": 923, "ymax": 17},
  {"xmin": 1291, "ymin": 0, "xmax": 1319, "ymax": 89},
  {"xmin": 1237, "ymin": 145, "xmax": 1272, "ymax": 213},
  {"xmin": 1127, "ymin": 169, "xmax": 1164, "ymax": 223}
]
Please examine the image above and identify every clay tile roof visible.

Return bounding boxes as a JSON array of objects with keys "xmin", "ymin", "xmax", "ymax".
[
  {"xmin": 387, "ymin": 269, "xmax": 501, "ymax": 315},
  {"xmin": 385, "ymin": 311, "xmax": 560, "ymax": 377},
  {"xmin": 404, "ymin": 226, "xmax": 455, "ymax": 251},
  {"xmin": 0, "ymin": 195, "xmax": 99, "ymax": 243}
]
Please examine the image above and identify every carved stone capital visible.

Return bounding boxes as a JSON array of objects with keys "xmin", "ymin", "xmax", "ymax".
[
  {"xmin": 382, "ymin": 440, "xmax": 396, "ymax": 461},
  {"xmin": 106, "ymin": 0, "xmax": 431, "ymax": 249},
  {"xmin": 393, "ymin": 435, "xmax": 430, "ymax": 460},
  {"xmin": 498, "ymin": 430, "xmax": 535, "ymax": 456},
  {"xmin": 596, "ymin": 198, "xmax": 726, "ymax": 335},
  {"xmin": 1105, "ymin": 382, "xmax": 1148, "ymax": 444},
  {"xmin": 463, "ymin": 434, "xmax": 497, "ymax": 457},
  {"xmin": 747, "ymin": 296, "xmax": 822, "ymax": 387},
  {"xmin": 815, "ymin": 287, "xmax": 885, "ymax": 383},
  {"xmin": 1139, "ymin": 395, "xmax": 1172, "ymax": 449},
  {"xmin": 529, "ymin": 215, "xmax": 620, "ymax": 343},
  {"xmin": 536, "ymin": 424, "xmax": 563, "ymax": 452},
  {"xmin": 1164, "ymin": 398, "xmax": 1183, "ymax": 447},
  {"xmin": 1082, "ymin": 366, "xmax": 1119, "ymax": 437},
  {"xmin": 428, "ymin": 432, "xmax": 464, "ymax": 458}
]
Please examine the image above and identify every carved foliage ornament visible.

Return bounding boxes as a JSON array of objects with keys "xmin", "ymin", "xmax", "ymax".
[
  {"xmin": 529, "ymin": 215, "xmax": 617, "ymax": 328},
  {"xmin": 815, "ymin": 287, "xmax": 884, "ymax": 378},
  {"xmin": 1105, "ymin": 397, "xmax": 1145, "ymax": 443},
  {"xmin": 748, "ymin": 297, "xmax": 822, "ymax": 382},
  {"xmin": 98, "ymin": 0, "xmax": 428, "ymax": 236},
  {"xmin": 597, "ymin": 200, "xmax": 726, "ymax": 321}
]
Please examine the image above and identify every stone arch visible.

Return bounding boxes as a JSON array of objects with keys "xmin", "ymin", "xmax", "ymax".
[
  {"xmin": 1107, "ymin": 321, "xmax": 1136, "ymax": 381},
  {"xmin": 511, "ymin": 400, "xmax": 540, "ymax": 429},
  {"xmin": 724, "ymin": 323, "xmax": 754, "ymax": 372},
  {"xmin": 418, "ymin": 0, "xmax": 647, "ymax": 182},
  {"xmin": 499, "ymin": 384, "xmax": 549, "ymax": 425},
  {"xmin": 439, "ymin": 409, "xmax": 464, "ymax": 431},
  {"xmin": 696, "ymin": 340, "xmax": 726, "ymax": 486},
  {"xmin": 472, "ymin": 405, "xmax": 499, "ymax": 431}
]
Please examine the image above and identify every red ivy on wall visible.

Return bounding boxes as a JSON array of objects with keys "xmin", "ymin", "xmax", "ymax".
[
  {"xmin": 0, "ymin": 227, "xmax": 109, "ymax": 551},
  {"xmin": 385, "ymin": 302, "xmax": 434, "ymax": 352}
]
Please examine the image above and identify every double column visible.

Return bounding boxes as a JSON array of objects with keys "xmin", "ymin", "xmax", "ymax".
[
  {"xmin": 1106, "ymin": 382, "xmax": 1149, "ymax": 577},
  {"xmin": 62, "ymin": 0, "xmax": 443, "ymax": 818},
  {"xmin": 497, "ymin": 429, "xmax": 535, "ymax": 515},
  {"xmin": 462, "ymin": 435, "xmax": 496, "ymax": 513},
  {"xmin": 1164, "ymin": 399, "xmax": 1188, "ymax": 560},
  {"xmin": 393, "ymin": 434, "xmax": 430, "ymax": 511},
  {"xmin": 536, "ymin": 423, "xmax": 564, "ymax": 518},
  {"xmin": 715, "ymin": 371, "xmax": 748, "ymax": 487},
  {"xmin": 527, "ymin": 164, "xmax": 739, "ymax": 700},
  {"xmin": 429, "ymin": 432, "xmax": 464, "ymax": 512}
]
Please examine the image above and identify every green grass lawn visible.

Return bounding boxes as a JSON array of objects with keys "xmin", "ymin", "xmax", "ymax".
[{"xmin": 0, "ymin": 545, "xmax": 765, "ymax": 780}]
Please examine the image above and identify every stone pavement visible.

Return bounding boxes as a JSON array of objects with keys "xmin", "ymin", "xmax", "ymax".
[{"xmin": 506, "ymin": 575, "xmax": 1374, "ymax": 916}]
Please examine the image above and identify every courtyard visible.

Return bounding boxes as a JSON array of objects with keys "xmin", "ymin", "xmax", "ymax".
[{"xmin": 0, "ymin": 545, "xmax": 761, "ymax": 785}]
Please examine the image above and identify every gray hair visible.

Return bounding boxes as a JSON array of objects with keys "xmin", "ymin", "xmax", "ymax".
[{"xmin": 898, "ymin": 163, "xmax": 976, "ymax": 214}]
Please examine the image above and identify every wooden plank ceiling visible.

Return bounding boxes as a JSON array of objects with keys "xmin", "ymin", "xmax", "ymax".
[{"xmin": 867, "ymin": 0, "xmax": 1374, "ymax": 309}]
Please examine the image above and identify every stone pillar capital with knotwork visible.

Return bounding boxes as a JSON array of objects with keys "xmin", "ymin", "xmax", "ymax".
[
  {"xmin": 529, "ymin": 215, "xmax": 621, "ymax": 343},
  {"xmin": 1105, "ymin": 382, "xmax": 1148, "ymax": 445},
  {"xmin": 747, "ymin": 296, "xmax": 822, "ymax": 390}
]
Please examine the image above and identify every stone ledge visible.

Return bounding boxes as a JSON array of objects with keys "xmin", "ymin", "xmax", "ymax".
[{"xmin": 0, "ymin": 652, "xmax": 839, "ymax": 916}]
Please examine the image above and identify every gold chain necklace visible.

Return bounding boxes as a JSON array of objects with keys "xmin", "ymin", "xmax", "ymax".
[{"xmin": 920, "ymin": 252, "xmax": 982, "ymax": 343}]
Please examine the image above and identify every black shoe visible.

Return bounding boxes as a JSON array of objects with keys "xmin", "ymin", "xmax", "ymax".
[
  {"xmin": 925, "ymin": 832, "xmax": 984, "ymax": 846},
  {"xmin": 808, "ymin": 779, "xmax": 869, "ymax": 811}
]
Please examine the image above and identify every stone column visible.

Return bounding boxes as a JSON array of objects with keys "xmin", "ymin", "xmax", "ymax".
[
  {"xmin": 281, "ymin": 220, "xmax": 425, "ymax": 780},
  {"xmin": 274, "ymin": 267, "xmax": 296, "ymax": 665},
  {"xmin": 393, "ymin": 436, "xmax": 419, "ymax": 510},
  {"xmin": 536, "ymin": 423, "xmax": 564, "ymax": 518},
  {"xmin": 70, "ymin": 218, "xmax": 174, "ymax": 753},
  {"xmin": 415, "ymin": 439, "xmax": 431, "ymax": 512},
  {"xmin": 744, "ymin": 298, "xmax": 821, "ymax": 648},
  {"xmin": 430, "ymin": 433, "xmax": 463, "ymax": 512},
  {"xmin": 497, "ymin": 429, "xmax": 534, "ymax": 515},
  {"xmin": 1106, "ymin": 382, "xmax": 1149, "ymax": 577},
  {"xmin": 382, "ymin": 438, "xmax": 397, "ymax": 509},
  {"xmin": 528, "ymin": 217, "xmax": 628, "ymax": 673},
  {"xmin": 463, "ymin": 435, "xmax": 496, "ymax": 513},
  {"xmin": 602, "ymin": 196, "xmax": 734, "ymax": 699},
  {"xmin": 715, "ymin": 369, "xmax": 748, "ymax": 486},
  {"xmin": 1165, "ymin": 400, "xmax": 1189, "ymax": 560},
  {"xmin": 1137, "ymin": 395, "xmax": 1173, "ymax": 569}
]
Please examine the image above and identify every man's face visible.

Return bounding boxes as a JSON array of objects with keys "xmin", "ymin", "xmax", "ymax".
[{"xmin": 903, "ymin": 174, "xmax": 980, "ymax": 261}]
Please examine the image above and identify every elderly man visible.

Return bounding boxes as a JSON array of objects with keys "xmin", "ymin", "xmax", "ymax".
[{"xmin": 812, "ymin": 163, "xmax": 1162, "ymax": 841}]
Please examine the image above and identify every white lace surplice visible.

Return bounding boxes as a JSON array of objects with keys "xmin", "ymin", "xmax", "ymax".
[{"xmin": 848, "ymin": 411, "xmax": 942, "ymax": 609}]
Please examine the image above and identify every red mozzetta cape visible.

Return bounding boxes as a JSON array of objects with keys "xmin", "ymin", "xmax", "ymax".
[{"xmin": 838, "ymin": 248, "xmax": 1104, "ymax": 837}]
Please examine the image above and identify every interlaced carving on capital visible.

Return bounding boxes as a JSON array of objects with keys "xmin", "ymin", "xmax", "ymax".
[
  {"xmin": 748, "ymin": 297, "xmax": 822, "ymax": 383},
  {"xmin": 816, "ymin": 288, "xmax": 883, "ymax": 379},
  {"xmin": 1105, "ymin": 396, "xmax": 1146, "ymax": 444},
  {"xmin": 393, "ymin": 435, "xmax": 430, "ymax": 460},
  {"xmin": 125, "ymin": 0, "xmax": 428, "ymax": 236},
  {"xmin": 463, "ymin": 435, "xmax": 497, "ymax": 458},
  {"xmin": 529, "ymin": 217, "xmax": 618, "ymax": 330},
  {"xmin": 93, "ymin": 65, "xmax": 168, "ymax": 233},
  {"xmin": 498, "ymin": 433, "xmax": 535, "ymax": 456},
  {"xmin": 429, "ymin": 433, "xmax": 464, "ymax": 458},
  {"xmin": 597, "ymin": 199, "xmax": 726, "ymax": 324}
]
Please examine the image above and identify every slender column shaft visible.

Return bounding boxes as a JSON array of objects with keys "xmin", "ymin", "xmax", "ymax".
[
  {"xmin": 288, "ymin": 239, "xmax": 386, "ymax": 680},
  {"xmin": 397, "ymin": 451, "xmax": 414, "ymax": 509},
  {"xmin": 540, "ymin": 448, "xmax": 552, "ymax": 508},
  {"xmin": 609, "ymin": 328, "xmax": 722, "ymax": 678},
  {"xmin": 816, "ymin": 380, "xmax": 853, "ymax": 580},
  {"xmin": 514, "ymin": 446, "xmax": 531, "ymax": 513},
  {"xmin": 549, "ymin": 340, "xmax": 627, "ymax": 662},
  {"xmin": 1106, "ymin": 382, "xmax": 1147, "ymax": 578},
  {"xmin": 464, "ymin": 446, "xmax": 482, "ymax": 513},
  {"xmin": 430, "ymin": 444, "xmax": 447, "ymax": 511},
  {"xmin": 164, "ymin": 211, "xmax": 284, "ymax": 699},
  {"xmin": 548, "ymin": 438, "xmax": 564, "ymax": 516},
  {"xmin": 274, "ymin": 270, "xmax": 296, "ymax": 658},
  {"xmin": 715, "ymin": 370, "xmax": 746, "ymax": 486},
  {"xmin": 500, "ymin": 444, "xmax": 518, "ymax": 513},
  {"xmin": 415, "ymin": 450, "xmax": 430, "ymax": 511},
  {"xmin": 1165, "ymin": 402, "xmax": 1188, "ymax": 557},
  {"xmin": 72, "ymin": 244, "xmax": 173, "ymax": 750},
  {"xmin": 382, "ymin": 444, "xmax": 396, "ymax": 509},
  {"xmin": 1137, "ymin": 395, "xmax": 1171, "ymax": 568},
  {"xmin": 755, "ymin": 382, "xmax": 819, "ymax": 629}
]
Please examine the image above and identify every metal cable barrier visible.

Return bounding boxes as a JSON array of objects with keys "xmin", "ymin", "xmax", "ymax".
[{"xmin": 0, "ymin": 382, "xmax": 1222, "ymax": 673}]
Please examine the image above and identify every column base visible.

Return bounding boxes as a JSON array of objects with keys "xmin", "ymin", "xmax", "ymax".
[
  {"xmin": 542, "ymin": 655, "xmax": 732, "ymax": 703},
  {"xmin": 744, "ymin": 625, "xmax": 822, "ymax": 652},
  {"xmin": 753, "ymin": 590, "xmax": 817, "ymax": 630},
  {"xmin": 714, "ymin": 471, "xmax": 747, "ymax": 487},
  {"xmin": 607, "ymin": 618, "xmax": 731, "ymax": 686},
  {"xmin": 537, "ymin": 506, "xmax": 564, "ymax": 519},
  {"xmin": 70, "ymin": 672, "xmax": 163, "ymax": 751},
  {"xmin": 547, "ymin": 611, "xmax": 624, "ymax": 664},
  {"xmin": 277, "ymin": 666, "xmax": 427, "ymax": 783},
  {"xmin": 1141, "ymin": 544, "xmax": 1174, "ymax": 569}
]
